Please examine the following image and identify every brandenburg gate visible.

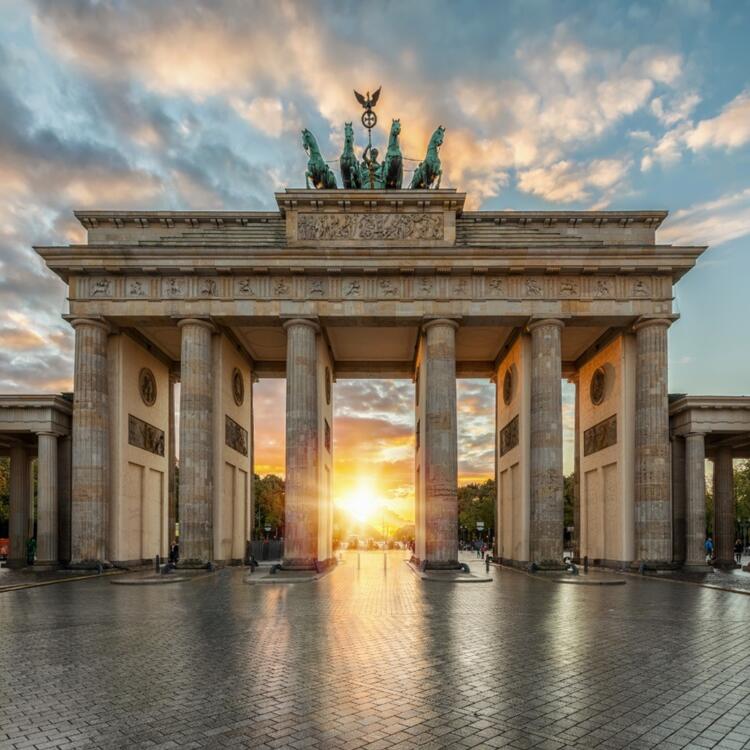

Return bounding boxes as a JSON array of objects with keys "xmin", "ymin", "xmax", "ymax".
[{"xmin": 34, "ymin": 188, "xmax": 704, "ymax": 571}]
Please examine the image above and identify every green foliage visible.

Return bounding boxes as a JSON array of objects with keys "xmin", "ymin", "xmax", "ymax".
[
  {"xmin": 563, "ymin": 473, "xmax": 575, "ymax": 528},
  {"xmin": 734, "ymin": 460, "xmax": 750, "ymax": 524},
  {"xmin": 253, "ymin": 473, "xmax": 284, "ymax": 536},
  {"xmin": 458, "ymin": 479, "xmax": 495, "ymax": 537}
]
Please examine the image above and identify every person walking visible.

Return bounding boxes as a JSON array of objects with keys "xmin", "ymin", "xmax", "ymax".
[
  {"xmin": 734, "ymin": 538, "xmax": 743, "ymax": 566},
  {"xmin": 704, "ymin": 536, "xmax": 714, "ymax": 564}
]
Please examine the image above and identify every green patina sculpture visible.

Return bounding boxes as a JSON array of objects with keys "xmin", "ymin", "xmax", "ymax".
[
  {"xmin": 339, "ymin": 122, "xmax": 362, "ymax": 189},
  {"xmin": 302, "ymin": 128, "xmax": 337, "ymax": 189},
  {"xmin": 302, "ymin": 88, "xmax": 443, "ymax": 190},
  {"xmin": 409, "ymin": 126, "xmax": 444, "ymax": 190}
]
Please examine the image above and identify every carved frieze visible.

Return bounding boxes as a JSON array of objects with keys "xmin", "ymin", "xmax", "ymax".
[
  {"xmin": 583, "ymin": 414, "xmax": 617, "ymax": 456},
  {"xmin": 128, "ymin": 414, "xmax": 165, "ymax": 456},
  {"xmin": 297, "ymin": 212, "xmax": 444, "ymax": 241},
  {"xmin": 500, "ymin": 415, "xmax": 519, "ymax": 457},
  {"xmin": 74, "ymin": 273, "xmax": 667, "ymax": 304},
  {"xmin": 225, "ymin": 415, "xmax": 248, "ymax": 456}
]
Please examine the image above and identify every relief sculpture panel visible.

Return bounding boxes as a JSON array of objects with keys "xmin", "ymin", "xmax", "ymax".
[
  {"xmin": 297, "ymin": 212, "xmax": 443, "ymax": 241},
  {"xmin": 583, "ymin": 414, "xmax": 617, "ymax": 456},
  {"xmin": 128, "ymin": 414, "xmax": 165, "ymax": 457}
]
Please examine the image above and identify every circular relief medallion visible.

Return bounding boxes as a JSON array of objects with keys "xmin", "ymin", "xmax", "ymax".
[
  {"xmin": 232, "ymin": 368, "xmax": 244, "ymax": 406},
  {"xmin": 503, "ymin": 369, "xmax": 514, "ymax": 406},
  {"xmin": 590, "ymin": 367, "xmax": 606, "ymax": 406},
  {"xmin": 325, "ymin": 367, "xmax": 331, "ymax": 405},
  {"xmin": 139, "ymin": 368, "xmax": 157, "ymax": 407}
]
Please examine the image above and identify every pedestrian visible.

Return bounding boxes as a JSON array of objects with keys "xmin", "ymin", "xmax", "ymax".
[
  {"xmin": 474, "ymin": 538, "xmax": 481, "ymax": 558},
  {"xmin": 26, "ymin": 536, "xmax": 36, "ymax": 566},
  {"xmin": 734, "ymin": 538, "xmax": 743, "ymax": 566},
  {"xmin": 704, "ymin": 536, "xmax": 714, "ymax": 564}
]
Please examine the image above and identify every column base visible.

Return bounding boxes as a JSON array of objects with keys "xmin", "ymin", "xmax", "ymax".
[
  {"xmin": 713, "ymin": 558, "xmax": 740, "ymax": 570},
  {"xmin": 68, "ymin": 559, "xmax": 112, "ymax": 570},
  {"xmin": 630, "ymin": 560, "xmax": 681, "ymax": 572},
  {"xmin": 178, "ymin": 558, "xmax": 214, "ymax": 570},
  {"xmin": 282, "ymin": 557, "xmax": 317, "ymax": 571},
  {"xmin": 533, "ymin": 559, "xmax": 566, "ymax": 571},
  {"xmin": 6, "ymin": 558, "xmax": 27, "ymax": 570},
  {"xmin": 682, "ymin": 562, "xmax": 713, "ymax": 572},
  {"xmin": 423, "ymin": 559, "xmax": 462, "ymax": 571},
  {"xmin": 32, "ymin": 560, "xmax": 61, "ymax": 570}
]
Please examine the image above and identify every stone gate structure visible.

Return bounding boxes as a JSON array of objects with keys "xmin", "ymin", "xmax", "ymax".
[{"xmin": 34, "ymin": 188, "xmax": 705, "ymax": 570}]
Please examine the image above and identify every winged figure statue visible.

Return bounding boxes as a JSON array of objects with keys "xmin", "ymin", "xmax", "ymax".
[{"xmin": 354, "ymin": 86, "xmax": 381, "ymax": 110}]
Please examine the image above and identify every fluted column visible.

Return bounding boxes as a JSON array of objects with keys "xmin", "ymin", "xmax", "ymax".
[
  {"xmin": 633, "ymin": 318, "xmax": 671, "ymax": 564},
  {"xmin": 168, "ymin": 370, "xmax": 178, "ymax": 546},
  {"xmin": 572, "ymin": 374, "xmax": 581, "ymax": 560},
  {"xmin": 70, "ymin": 318, "xmax": 110, "ymax": 566},
  {"xmin": 36, "ymin": 432, "xmax": 59, "ymax": 566},
  {"xmin": 671, "ymin": 436, "xmax": 686, "ymax": 563},
  {"xmin": 529, "ymin": 319, "xmax": 564, "ymax": 567},
  {"xmin": 283, "ymin": 319, "xmax": 320, "ymax": 569},
  {"xmin": 684, "ymin": 433, "xmax": 707, "ymax": 567},
  {"xmin": 57, "ymin": 435, "xmax": 72, "ymax": 564},
  {"xmin": 714, "ymin": 447, "xmax": 735, "ymax": 566},
  {"xmin": 423, "ymin": 319, "xmax": 459, "ymax": 568},
  {"xmin": 8, "ymin": 445, "xmax": 30, "ymax": 568},
  {"xmin": 178, "ymin": 319, "xmax": 215, "ymax": 566}
]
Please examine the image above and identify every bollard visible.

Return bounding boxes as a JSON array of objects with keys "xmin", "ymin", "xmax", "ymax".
[
  {"xmin": 358, "ymin": 553, "xmax": 361, "ymax": 570},
  {"xmin": 154, "ymin": 554, "xmax": 160, "ymax": 573},
  {"xmin": 583, "ymin": 555, "xmax": 588, "ymax": 574},
  {"xmin": 384, "ymin": 551, "xmax": 387, "ymax": 571},
  {"xmin": 485, "ymin": 554, "xmax": 490, "ymax": 573}
]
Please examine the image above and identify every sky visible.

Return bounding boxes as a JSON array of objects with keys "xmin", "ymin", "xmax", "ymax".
[{"xmin": 1, "ymin": 0, "xmax": 749, "ymax": 521}]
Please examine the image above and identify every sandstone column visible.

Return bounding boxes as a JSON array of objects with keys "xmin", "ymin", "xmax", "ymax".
[
  {"xmin": 35, "ymin": 432, "xmax": 59, "ymax": 567},
  {"xmin": 713, "ymin": 447, "xmax": 735, "ymax": 566},
  {"xmin": 423, "ymin": 319, "xmax": 459, "ymax": 568},
  {"xmin": 8, "ymin": 445, "xmax": 30, "ymax": 568},
  {"xmin": 529, "ymin": 319, "xmax": 564, "ymax": 567},
  {"xmin": 671, "ymin": 436, "xmax": 686, "ymax": 563},
  {"xmin": 572, "ymin": 374, "xmax": 581, "ymax": 560},
  {"xmin": 684, "ymin": 433, "xmax": 707, "ymax": 568},
  {"xmin": 633, "ymin": 318, "xmax": 671, "ymax": 565},
  {"xmin": 57, "ymin": 435, "xmax": 72, "ymax": 564},
  {"xmin": 283, "ymin": 319, "xmax": 320, "ymax": 569},
  {"xmin": 178, "ymin": 319, "xmax": 215, "ymax": 566},
  {"xmin": 70, "ymin": 318, "xmax": 110, "ymax": 566},
  {"xmin": 168, "ymin": 370, "xmax": 178, "ymax": 545}
]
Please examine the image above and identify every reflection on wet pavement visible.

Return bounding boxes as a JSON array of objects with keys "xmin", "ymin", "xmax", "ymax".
[{"xmin": 1, "ymin": 550, "xmax": 750, "ymax": 749}]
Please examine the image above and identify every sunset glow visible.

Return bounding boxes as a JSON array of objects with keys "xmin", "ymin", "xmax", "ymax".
[{"xmin": 337, "ymin": 477, "xmax": 381, "ymax": 525}]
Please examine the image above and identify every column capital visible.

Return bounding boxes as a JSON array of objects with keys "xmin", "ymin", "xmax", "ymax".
[
  {"xmin": 177, "ymin": 317, "xmax": 217, "ymax": 333},
  {"xmin": 422, "ymin": 317, "xmax": 460, "ymax": 334},
  {"xmin": 632, "ymin": 317, "xmax": 673, "ymax": 333},
  {"xmin": 527, "ymin": 318, "xmax": 565, "ymax": 334},
  {"xmin": 282, "ymin": 317, "xmax": 320, "ymax": 333},
  {"xmin": 36, "ymin": 431, "xmax": 59, "ymax": 439},
  {"xmin": 685, "ymin": 431, "xmax": 706, "ymax": 439},
  {"xmin": 69, "ymin": 317, "xmax": 111, "ymax": 334}
]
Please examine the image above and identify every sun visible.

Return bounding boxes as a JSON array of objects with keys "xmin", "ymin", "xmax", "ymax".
[{"xmin": 340, "ymin": 478, "xmax": 380, "ymax": 524}]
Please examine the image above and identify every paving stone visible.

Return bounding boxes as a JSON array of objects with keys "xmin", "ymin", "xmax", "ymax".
[{"xmin": 1, "ymin": 552, "xmax": 750, "ymax": 749}]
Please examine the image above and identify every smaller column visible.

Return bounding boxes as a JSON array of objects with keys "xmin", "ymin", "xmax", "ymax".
[
  {"xmin": 8, "ymin": 445, "xmax": 30, "ymax": 568},
  {"xmin": 671, "ymin": 436, "xmax": 686, "ymax": 563},
  {"xmin": 36, "ymin": 432, "xmax": 59, "ymax": 567},
  {"xmin": 167, "ymin": 370, "xmax": 178, "ymax": 547},
  {"xmin": 684, "ymin": 433, "xmax": 708, "ymax": 568},
  {"xmin": 57, "ymin": 435, "xmax": 72, "ymax": 564},
  {"xmin": 529, "ymin": 319, "xmax": 564, "ymax": 567},
  {"xmin": 571, "ymin": 374, "xmax": 581, "ymax": 560},
  {"xmin": 714, "ymin": 447, "xmax": 735, "ymax": 567}
]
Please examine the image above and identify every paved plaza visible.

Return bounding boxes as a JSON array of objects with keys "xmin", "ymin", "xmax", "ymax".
[{"xmin": 1, "ymin": 553, "xmax": 750, "ymax": 750}]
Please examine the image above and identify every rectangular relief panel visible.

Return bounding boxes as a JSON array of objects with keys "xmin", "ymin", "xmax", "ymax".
[
  {"xmin": 583, "ymin": 414, "xmax": 617, "ymax": 457},
  {"xmin": 128, "ymin": 415, "xmax": 165, "ymax": 457},
  {"xmin": 225, "ymin": 415, "xmax": 249, "ymax": 457},
  {"xmin": 500, "ymin": 415, "xmax": 519, "ymax": 457}
]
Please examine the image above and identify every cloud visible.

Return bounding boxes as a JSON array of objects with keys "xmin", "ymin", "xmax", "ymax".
[
  {"xmin": 685, "ymin": 90, "xmax": 750, "ymax": 151},
  {"xmin": 517, "ymin": 158, "xmax": 631, "ymax": 204},
  {"xmin": 659, "ymin": 188, "xmax": 750, "ymax": 247},
  {"xmin": 642, "ymin": 89, "xmax": 750, "ymax": 170}
]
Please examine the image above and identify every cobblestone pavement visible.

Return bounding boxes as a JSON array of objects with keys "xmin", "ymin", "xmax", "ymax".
[{"xmin": 2, "ymin": 551, "xmax": 750, "ymax": 750}]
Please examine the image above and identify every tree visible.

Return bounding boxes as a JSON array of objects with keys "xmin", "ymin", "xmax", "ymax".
[
  {"xmin": 458, "ymin": 479, "xmax": 495, "ymax": 540},
  {"xmin": 563, "ymin": 473, "xmax": 575, "ymax": 528},
  {"xmin": 253, "ymin": 473, "xmax": 284, "ymax": 537}
]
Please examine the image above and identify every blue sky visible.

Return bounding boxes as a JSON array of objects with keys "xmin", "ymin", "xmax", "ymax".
[{"xmin": 0, "ymin": 0, "xmax": 749, "ymax": 504}]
